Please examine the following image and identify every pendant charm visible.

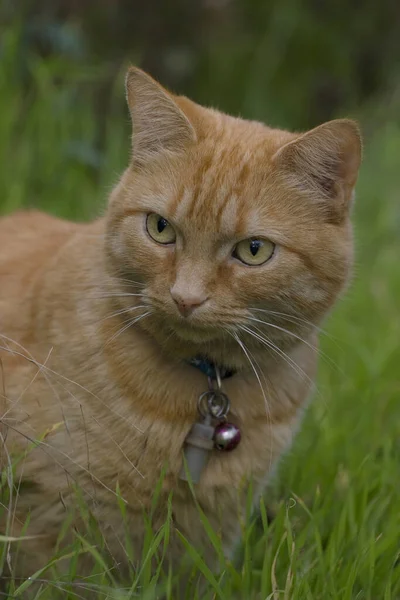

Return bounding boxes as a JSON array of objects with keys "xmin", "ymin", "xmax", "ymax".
[
  {"xmin": 179, "ymin": 416, "xmax": 214, "ymax": 484},
  {"xmin": 180, "ymin": 364, "xmax": 241, "ymax": 484},
  {"xmin": 213, "ymin": 422, "xmax": 241, "ymax": 451}
]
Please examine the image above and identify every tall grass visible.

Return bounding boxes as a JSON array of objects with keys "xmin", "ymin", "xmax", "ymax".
[{"xmin": 1, "ymin": 27, "xmax": 400, "ymax": 599}]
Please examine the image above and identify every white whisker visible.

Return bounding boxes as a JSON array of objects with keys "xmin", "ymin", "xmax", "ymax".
[
  {"xmin": 228, "ymin": 330, "xmax": 274, "ymax": 473},
  {"xmin": 250, "ymin": 307, "xmax": 327, "ymax": 335},
  {"xmin": 107, "ymin": 276, "xmax": 144, "ymax": 286},
  {"xmin": 248, "ymin": 316, "xmax": 318, "ymax": 347},
  {"xmin": 98, "ymin": 304, "xmax": 148, "ymax": 324},
  {"xmin": 239, "ymin": 324, "xmax": 317, "ymax": 392},
  {"xmin": 90, "ymin": 292, "xmax": 144, "ymax": 300},
  {"xmin": 104, "ymin": 311, "xmax": 151, "ymax": 346},
  {"xmin": 228, "ymin": 330, "xmax": 270, "ymax": 417},
  {"xmin": 247, "ymin": 316, "xmax": 338, "ymax": 371}
]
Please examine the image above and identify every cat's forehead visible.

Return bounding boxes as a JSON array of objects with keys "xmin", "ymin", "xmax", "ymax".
[{"xmin": 167, "ymin": 144, "xmax": 276, "ymax": 236}]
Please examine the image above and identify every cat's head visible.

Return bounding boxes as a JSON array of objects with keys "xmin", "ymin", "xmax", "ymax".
[{"xmin": 105, "ymin": 67, "xmax": 361, "ymax": 367}]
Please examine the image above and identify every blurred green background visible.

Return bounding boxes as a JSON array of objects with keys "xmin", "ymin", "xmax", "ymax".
[
  {"xmin": 1, "ymin": 2, "xmax": 400, "ymax": 597},
  {"xmin": 1, "ymin": 0, "xmax": 400, "ymax": 219}
]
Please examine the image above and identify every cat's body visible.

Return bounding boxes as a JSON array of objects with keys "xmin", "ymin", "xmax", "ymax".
[{"xmin": 0, "ymin": 68, "xmax": 361, "ymax": 584}]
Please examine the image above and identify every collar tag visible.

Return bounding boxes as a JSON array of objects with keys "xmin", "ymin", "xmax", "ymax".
[{"xmin": 179, "ymin": 365, "xmax": 241, "ymax": 484}]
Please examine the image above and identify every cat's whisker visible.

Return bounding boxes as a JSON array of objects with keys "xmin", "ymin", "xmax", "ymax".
[
  {"xmin": 98, "ymin": 304, "xmax": 148, "ymax": 324},
  {"xmin": 104, "ymin": 311, "xmax": 151, "ymax": 346},
  {"xmin": 228, "ymin": 330, "xmax": 275, "ymax": 473},
  {"xmin": 250, "ymin": 306, "xmax": 343, "ymax": 354},
  {"xmin": 248, "ymin": 316, "xmax": 317, "ymax": 347},
  {"xmin": 228, "ymin": 330, "xmax": 271, "ymax": 418},
  {"xmin": 240, "ymin": 324, "xmax": 307, "ymax": 380},
  {"xmin": 105, "ymin": 283, "xmax": 144, "ymax": 292},
  {"xmin": 250, "ymin": 307, "xmax": 327, "ymax": 335},
  {"xmin": 239, "ymin": 324, "xmax": 318, "ymax": 394},
  {"xmin": 246, "ymin": 316, "xmax": 338, "ymax": 371},
  {"xmin": 107, "ymin": 275, "xmax": 144, "ymax": 286},
  {"xmin": 90, "ymin": 292, "xmax": 144, "ymax": 300}
]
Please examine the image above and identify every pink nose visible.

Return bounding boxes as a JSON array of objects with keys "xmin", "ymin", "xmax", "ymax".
[{"xmin": 170, "ymin": 290, "xmax": 208, "ymax": 317}]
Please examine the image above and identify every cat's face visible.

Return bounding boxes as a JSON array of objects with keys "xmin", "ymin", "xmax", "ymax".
[{"xmin": 105, "ymin": 68, "xmax": 361, "ymax": 365}]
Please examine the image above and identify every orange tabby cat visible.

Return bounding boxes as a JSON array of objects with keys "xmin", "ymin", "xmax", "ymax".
[{"xmin": 0, "ymin": 67, "xmax": 361, "ymax": 586}]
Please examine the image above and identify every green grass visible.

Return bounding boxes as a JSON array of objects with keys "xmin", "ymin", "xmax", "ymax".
[{"xmin": 1, "ymin": 30, "xmax": 400, "ymax": 599}]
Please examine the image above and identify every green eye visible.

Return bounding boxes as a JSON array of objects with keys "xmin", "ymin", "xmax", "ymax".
[
  {"xmin": 146, "ymin": 213, "xmax": 176, "ymax": 244},
  {"xmin": 233, "ymin": 238, "xmax": 275, "ymax": 266}
]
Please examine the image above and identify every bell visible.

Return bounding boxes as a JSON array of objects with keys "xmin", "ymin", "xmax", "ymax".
[{"xmin": 213, "ymin": 422, "xmax": 241, "ymax": 451}]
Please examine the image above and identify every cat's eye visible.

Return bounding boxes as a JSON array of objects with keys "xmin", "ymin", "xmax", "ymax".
[
  {"xmin": 233, "ymin": 238, "xmax": 275, "ymax": 266},
  {"xmin": 146, "ymin": 213, "xmax": 176, "ymax": 244}
]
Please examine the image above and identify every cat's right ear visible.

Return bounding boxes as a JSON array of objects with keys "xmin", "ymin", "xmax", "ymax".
[
  {"xmin": 272, "ymin": 119, "xmax": 362, "ymax": 223},
  {"xmin": 125, "ymin": 67, "xmax": 196, "ymax": 167}
]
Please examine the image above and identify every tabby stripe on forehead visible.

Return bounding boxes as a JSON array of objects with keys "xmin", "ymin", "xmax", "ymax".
[
  {"xmin": 215, "ymin": 188, "xmax": 235, "ymax": 231},
  {"xmin": 235, "ymin": 162, "xmax": 252, "ymax": 235},
  {"xmin": 185, "ymin": 150, "xmax": 219, "ymax": 220},
  {"xmin": 215, "ymin": 160, "xmax": 251, "ymax": 231},
  {"xmin": 169, "ymin": 184, "xmax": 186, "ymax": 217},
  {"xmin": 173, "ymin": 188, "xmax": 196, "ymax": 222},
  {"xmin": 186, "ymin": 149, "xmax": 232, "ymax": 226}
]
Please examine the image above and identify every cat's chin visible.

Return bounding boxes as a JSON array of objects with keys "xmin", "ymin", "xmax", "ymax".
[
  {"xmin": 141, "ymin": 316, "xmax": 225, "ymax": 348},
  {"xmin": 170, "ymin": 323, "xmax": 220, "ymax": 343}
]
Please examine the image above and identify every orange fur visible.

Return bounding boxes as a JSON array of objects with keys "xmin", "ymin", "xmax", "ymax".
[{"xmin": 0, "ymin": 68, "xmax": 361, "ymax": 585}]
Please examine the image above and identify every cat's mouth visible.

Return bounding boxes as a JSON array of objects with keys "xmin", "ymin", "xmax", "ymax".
[
  {"xmin": 167, "ymin": 318, "xmax": 223, "ymax": 343},
  {"xmin": 143, "ymin": 309, "xmax": 224, "ymax": 343},
  {"xmin": 160, "ymin": 318, "xmax": 221, "ymax": 342},
  {"xmin": 142, "ymin": 298, "xmax": 231, "ymax": 343}
]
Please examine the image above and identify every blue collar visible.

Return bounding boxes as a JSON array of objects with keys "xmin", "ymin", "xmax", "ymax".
[{"xmin": 187, "ymin": 357, "xmax": 235, "ymax": 380}]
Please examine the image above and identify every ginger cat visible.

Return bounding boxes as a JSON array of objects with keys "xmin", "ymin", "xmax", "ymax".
[{"xmin": 0, "ymin": 67, "xmax": 361, "ymax": 588}]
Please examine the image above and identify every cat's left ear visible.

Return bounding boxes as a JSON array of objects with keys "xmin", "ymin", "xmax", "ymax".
[
  {"xmin": 125, "ymin": 67, "xmax": 196, "ymax": 168},
  {"xmin": 272, "ymin": 119, "xmax": 362, "ymax": 222}
]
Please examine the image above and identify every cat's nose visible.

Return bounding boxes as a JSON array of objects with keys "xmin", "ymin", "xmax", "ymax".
[{"xmin": 170, "ymin": 289, "xmax": 208, "ymax": 317}]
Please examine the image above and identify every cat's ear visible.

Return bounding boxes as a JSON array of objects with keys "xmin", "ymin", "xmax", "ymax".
[
  {"xmin": 272, "ymin": 119, "xmax": 362, "ymax": 222},
  {"xmin": 125, "ymin": 67, "xmax": 196, "ymax": 167}
]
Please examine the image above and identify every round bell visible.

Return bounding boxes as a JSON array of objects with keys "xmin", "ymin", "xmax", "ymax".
[{"xmin": 213, "ymin": 422, "xmax": 241, "ymax": 451}]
